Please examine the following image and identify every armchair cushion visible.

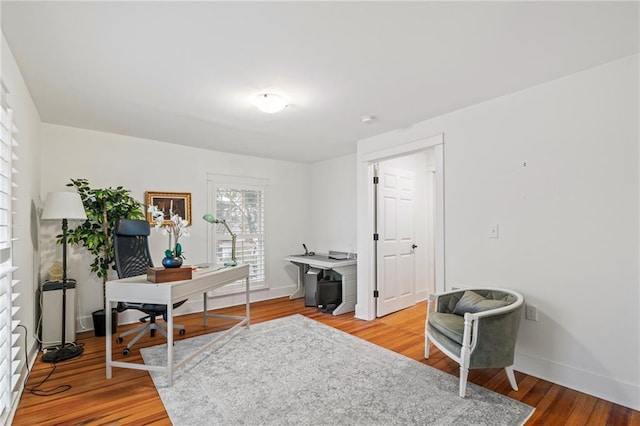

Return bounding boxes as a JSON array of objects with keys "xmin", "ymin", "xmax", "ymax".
[
  {"xmin": 452, "ymin": 290, "xmax": 510, "ymax": 315},
  {"xmin": 428, "ymin": 312, "xmax": 465, "ymax": 345}
]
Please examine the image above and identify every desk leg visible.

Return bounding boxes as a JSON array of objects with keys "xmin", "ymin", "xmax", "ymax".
[
  {"xmin": 245, "ymin": 276, "xmax": 250, "ymax": 329},
  {"xmin": 289, "ymin": 262, "xmax": 306, "ymax": 299},
  {"xmin": 330, "ymin": 266, "xmax": 357, "ymax": 316},
  {"xmin": 106, "ymin": 299, "xmax": 112, "ymax": 379},
  {"xmin": 203, "ymin": 292, "xmax": 208, "ymax": 326},
  {"xmin": 167, "ymin": 301, "xmax": 174, "ymax": 387}
]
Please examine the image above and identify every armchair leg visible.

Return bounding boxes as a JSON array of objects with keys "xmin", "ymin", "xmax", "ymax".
[
  {"xmin": 425, "ymin": 296, "xmax": 433, "ymax": 360},
  {"xmin": 458, "ymin": 313, "xmax": 473, "ymax": 398},
  {"xmin": 459, "ymin": 366, "xmax": 469, "ymax": 398},
  {"xmin": 424, "ymin": 334, "xmax": 430, "ymax": 359},
  {"xmin": 505, "ymin": 366, "xmax": 518, "ymax": 391}
]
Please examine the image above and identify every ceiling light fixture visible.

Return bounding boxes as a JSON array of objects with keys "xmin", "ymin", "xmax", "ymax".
[
  {"xmin": 361, "ymin": 115, "xmax": 376, "ymax": 124},
  {"xmin": 254, "ymin": 93, "xmax": 288, "ymax": 113}
]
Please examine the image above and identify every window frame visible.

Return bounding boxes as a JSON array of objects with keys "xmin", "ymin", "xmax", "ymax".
[{"xmin": 206, "ymin": 174, "xmax": 269, "ymax": 296}]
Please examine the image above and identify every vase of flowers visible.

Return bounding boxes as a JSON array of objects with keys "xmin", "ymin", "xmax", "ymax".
[{"xmin": 148, "ymin": 205, "xmax": 191, "ymax": 268}]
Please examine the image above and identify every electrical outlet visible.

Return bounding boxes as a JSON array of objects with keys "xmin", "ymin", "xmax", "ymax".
[
  {"xmin": 489, "ymin": 224, "xmax": 499, "ymax": 239},
  {"xmin": 525, "ymin": 304, "xmax": 538, "ymax": 321}
]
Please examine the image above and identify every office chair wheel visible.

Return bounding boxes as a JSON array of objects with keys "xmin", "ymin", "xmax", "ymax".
[
  {"xmin": 116, "ymin": 337, "xmax": 123, "ymax": 344},
  {"xmin": 179, "ymin": 329, "xmax": 186, "ymax": 335},
  {"xmin": 122, "ymin": 348, "xmax": 130, "ymax": 356}
]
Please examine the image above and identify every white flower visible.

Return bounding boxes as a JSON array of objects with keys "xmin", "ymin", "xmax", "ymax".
[
  {"xmin": 148, "ymin": 204, "xmax": 191, "ymax": 256},
  {"xmin": 147, "ymin": 205, "xmax": 165, "ymax": 228}
]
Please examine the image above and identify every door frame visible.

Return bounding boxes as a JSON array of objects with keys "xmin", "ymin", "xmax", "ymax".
[{"xmin": 355, "ymin": 134, "xmax": 445, "ymax": 321}]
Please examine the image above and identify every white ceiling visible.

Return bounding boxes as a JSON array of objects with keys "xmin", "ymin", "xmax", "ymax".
[{"xmin": 2, "ymin": 1, "xmax": 639, "ymax": 163}]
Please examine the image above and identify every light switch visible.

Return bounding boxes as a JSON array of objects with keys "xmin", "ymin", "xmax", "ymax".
[{"xmin": 489, "ymin": 224, "xmax": 499, "ymax": 239}]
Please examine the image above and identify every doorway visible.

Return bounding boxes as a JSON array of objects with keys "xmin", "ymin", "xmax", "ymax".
[
  {"xmin": 375, "ymin": 150, "xmax": 435, "ymax": 317},
  {"xmin": 355, "ymin": 134, "xmax": 444, "ymax": 321}
]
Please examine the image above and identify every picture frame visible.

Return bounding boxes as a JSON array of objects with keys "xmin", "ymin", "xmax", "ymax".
[{"xmin": 145, "ymin": 191, "xmax": 192, "ymax": 225}]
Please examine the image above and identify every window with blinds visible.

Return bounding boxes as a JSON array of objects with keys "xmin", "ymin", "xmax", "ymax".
[
  {"xmin": 207, "ymin": 175, "xmax": 267, "ymax": 295},
  {"xmin": 0, "ymin": 82, "xmax": 21, "ymax": 425}
]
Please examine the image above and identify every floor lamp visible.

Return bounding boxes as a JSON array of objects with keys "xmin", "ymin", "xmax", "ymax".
[{"xmin": 41, "ymin": 191, "xmax": 87, "ymax": 362}]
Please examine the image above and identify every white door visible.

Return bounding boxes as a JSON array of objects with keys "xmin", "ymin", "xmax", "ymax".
[{"xmin": 376, "ymin": 164, "xmax": 416, "ymax": 317}]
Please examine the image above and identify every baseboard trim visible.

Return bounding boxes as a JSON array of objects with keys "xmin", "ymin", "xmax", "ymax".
[
  {"xmin": 515, "ymin": 351, "xmax": 640, "ymax": 411},
  {"xmin": 354, "ymin": 303, "xmax": 374, "ymax": 321}
]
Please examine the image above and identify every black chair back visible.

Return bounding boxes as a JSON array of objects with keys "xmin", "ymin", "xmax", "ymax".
[{"xmin": 113, "ymin": 219, "xmax": 153, "ymax": 279}]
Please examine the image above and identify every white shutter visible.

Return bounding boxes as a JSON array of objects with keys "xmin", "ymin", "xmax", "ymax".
[
  {"xmin": 0, "ymin": 81, "xmax": 22, "ymax": 425},
  {"xmin": 207, "ymin": 175, "xmax": 268, "ymax": 295}
]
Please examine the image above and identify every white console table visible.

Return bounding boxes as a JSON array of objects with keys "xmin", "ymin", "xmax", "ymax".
[{"xmin": 284, "ymin": 254, "xmax": 357, "ymax": 315}]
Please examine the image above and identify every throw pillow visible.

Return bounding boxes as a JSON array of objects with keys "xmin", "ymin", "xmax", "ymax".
[{"xmin": 453, "ymin": 290, "xmax": 510, "ymax": 315}]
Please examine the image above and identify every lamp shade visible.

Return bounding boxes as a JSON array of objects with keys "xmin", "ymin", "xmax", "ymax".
[
  {"xmin": 202, "ymin": 213, "xmax": 217, "ymax": 224},
  {"xmin": 41, "ymin": 192, "xmax": 87, "ymax": 220}
]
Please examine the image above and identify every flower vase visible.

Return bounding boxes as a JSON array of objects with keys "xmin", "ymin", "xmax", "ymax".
[{"xmin": 162, "ymin": 256, "xmax": 183, "ymax": 268}]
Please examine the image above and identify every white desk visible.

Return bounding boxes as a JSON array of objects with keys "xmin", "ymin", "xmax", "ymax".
[
  {"xmin": 105, "ymin": 263, "xmax": 250, "ymax": 386},
  {"xmin": 284, "ymin": 254, "xmax": 357, "ymax": 315}
]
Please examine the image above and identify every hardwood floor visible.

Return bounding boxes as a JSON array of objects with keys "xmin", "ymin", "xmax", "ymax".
[{"xmin": 13, "ymin": 297, "xmax": 639, "ymax": 425}]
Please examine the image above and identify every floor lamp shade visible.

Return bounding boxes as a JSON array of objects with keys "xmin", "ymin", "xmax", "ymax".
[{"xmin": 42, "ymin": 192, "xmax": 87, "ymax": 221}]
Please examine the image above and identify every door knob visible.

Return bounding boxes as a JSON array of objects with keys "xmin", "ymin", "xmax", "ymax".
[{"xmin": 412, "ymin": 244, "xmax": 418, "ymax": 249}]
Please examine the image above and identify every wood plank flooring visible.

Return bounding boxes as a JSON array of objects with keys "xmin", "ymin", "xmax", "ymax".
[{"xmin": 13, "ymin": 297, "xmax": 639, "ymax": 425}]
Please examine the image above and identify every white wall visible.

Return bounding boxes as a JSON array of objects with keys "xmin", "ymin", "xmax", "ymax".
[
  {"xmin": 1, "ymin": 36, "xmax": 42, "ymax": 362},
  {"xmin": 40, "ymin": 124, "xmax": 310, "ymax": 328},
  {"xmin": 308, "ymin": 154, "xmax": 357, "ymax": 256},
  {"xmin": 357, "ymin": 55, "xmax": 640, "ymax": 409}
]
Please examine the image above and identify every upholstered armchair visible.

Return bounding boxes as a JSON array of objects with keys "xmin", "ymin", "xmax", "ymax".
[{"xmin": 425, "ymin": 288, "xmax": 524, "ymax": 397}]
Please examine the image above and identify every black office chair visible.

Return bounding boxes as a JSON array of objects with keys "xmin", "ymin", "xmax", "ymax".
[{"xmin": 113, "ymin": 219, "xmax": 186, "ymax": 355}]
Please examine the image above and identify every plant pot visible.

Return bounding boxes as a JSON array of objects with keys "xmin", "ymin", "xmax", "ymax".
[
  {"xmin": 162, "ymin": 256, "xmax": 183, "ymax": 268},
  {"xmin": 92, "ymin": 308, "xmax": 118, "ymax": 337}
]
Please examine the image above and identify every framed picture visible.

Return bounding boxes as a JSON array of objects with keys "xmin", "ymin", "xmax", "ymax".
[{"xmin": 145, "ymin": 191, "xmax": 192, "ymax": 225}]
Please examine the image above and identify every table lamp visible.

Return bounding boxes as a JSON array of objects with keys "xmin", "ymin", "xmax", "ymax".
[
  {"xmin": 202, "ymin": 213, "xmax": 237, "ymax": 266},
  {"xmin": 41, "ymin": 191, "xmax": 87, "ymax": 362}
]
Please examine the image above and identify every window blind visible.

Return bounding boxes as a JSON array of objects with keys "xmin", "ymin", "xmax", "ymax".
[
  {"xmin": 0, "ymin": 82, "xmax": 21, "ymax": 425},
  {"xmin": 207, "ymin": 176, "xmax": 267, "ymax": 295}
]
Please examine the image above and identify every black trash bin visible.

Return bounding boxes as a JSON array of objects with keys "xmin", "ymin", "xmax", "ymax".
[
  {"xmin": 317, "ymin": 278, "xmax": 342, "ymax": 313},
  {"xmin": 92, "ymin": 308, "xmax": 118, "ymax": 337}
]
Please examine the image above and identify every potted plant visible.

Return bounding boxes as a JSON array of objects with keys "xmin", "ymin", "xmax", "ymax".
[{"xmin": 64, "ymin": 178, "xmax": 144, "ymax": 336}]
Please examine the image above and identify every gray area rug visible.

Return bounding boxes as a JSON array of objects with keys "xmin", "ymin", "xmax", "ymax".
[{"xmin": 140, "ymin": 314, "xmax": 534, "ymax": 425}]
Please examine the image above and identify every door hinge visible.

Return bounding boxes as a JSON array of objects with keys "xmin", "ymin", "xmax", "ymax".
[
  {"xmin": 373, "ymin": 176, "xmax": 379, "ymax": 184},
  {"xmin": 373, "ymin": 290, "xmax": 379, "ymax": 298},
  {"xmin": 373, "ymin": 233, "xmax": 379, "ymax": 241}
]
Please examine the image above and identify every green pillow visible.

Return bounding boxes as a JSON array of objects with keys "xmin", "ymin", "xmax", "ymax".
[{"xmin": 453, "ymin": 290, "xmax": 509, "ymax": 315}]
